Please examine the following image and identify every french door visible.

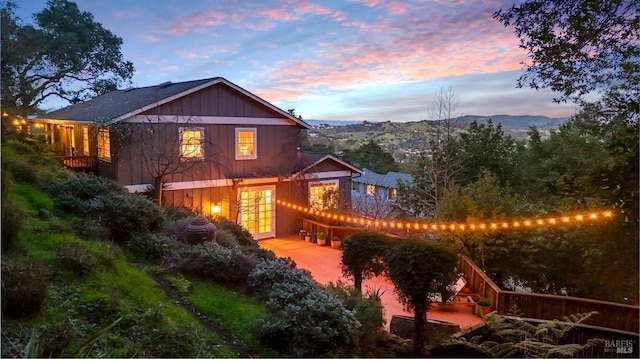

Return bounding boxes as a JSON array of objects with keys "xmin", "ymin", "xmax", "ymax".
[{"xmin": 238, "ymin": 186, "xmax": 275, "ymax": 240}]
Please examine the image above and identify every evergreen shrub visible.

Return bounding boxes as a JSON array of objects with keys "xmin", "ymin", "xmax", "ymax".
[
  {"xmin": 1, "ymin": 259, "xmax": 49, "ymax": 318},
  {"xmin": 248, "ymin": 259, "xmax": 360, "ymax": 357}
]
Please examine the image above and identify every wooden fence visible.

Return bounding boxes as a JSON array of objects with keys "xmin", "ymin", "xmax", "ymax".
[{"xmin": 458, "ymin": 254, "xmax": 639, "ymax": 334}]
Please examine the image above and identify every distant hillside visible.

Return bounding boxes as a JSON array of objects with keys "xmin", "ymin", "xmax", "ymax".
[{"xmin": 305, "ymin": 114, "xmax": 568, "ymax": 163}]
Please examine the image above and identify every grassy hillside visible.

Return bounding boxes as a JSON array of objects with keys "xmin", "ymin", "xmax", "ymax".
[{"xmin": 1, "ymin": 182, "xmax": 257, "ymax": 357}]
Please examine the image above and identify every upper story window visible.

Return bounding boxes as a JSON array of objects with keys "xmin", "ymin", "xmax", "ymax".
[
  {"xmin": 309, "ymin": 180, "xmax": 339, "ymax": 210},
  {"xmin": 235, "ymin": 128, "xmax": 257, "ymax": 160},
  {"xmin": 82, "ymin": 126, "xmax": 90, "ymax": 155},
  {"xmin": 97, "ymin": 127, "xmax": 110, "ymax": 160},
  {"xmin": 180, "ymin": 127, "xmax": 204, "ymax": 160}
]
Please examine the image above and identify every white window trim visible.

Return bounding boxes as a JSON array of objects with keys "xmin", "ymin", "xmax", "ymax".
[
  {"xmin": 308, "ymin": 179, "xmax": 339, "ymax": 210},
  {"xmin": 235, "ymin": 127, "xmax": 257, "ymax": 160},
  {"xmin": 179, "ymin": 127, "xmax": 205, "ymax": 161}
]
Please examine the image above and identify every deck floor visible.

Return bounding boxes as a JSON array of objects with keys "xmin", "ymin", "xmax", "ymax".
[{"xmin": 259, "ymin": 236, "xmax": 483, "ymax": 330}]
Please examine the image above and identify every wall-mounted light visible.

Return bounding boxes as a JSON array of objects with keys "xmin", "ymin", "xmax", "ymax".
[{"xmin": 212, "ymin": 205, "xmax": 221, "ymax": 214}]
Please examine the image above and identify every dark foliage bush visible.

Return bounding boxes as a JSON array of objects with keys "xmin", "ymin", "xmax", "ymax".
[
  {"xmin": 127, "ymin": 233, "xmax": 182, "ymax": 264},
  {"xmin": 211, "ymin": 217, "xmax": 257, "ymax": 247},
  {"xmin": 1, "ymin": 259, "xmax": 49, "ymax": 318},
  {"xmin": 215, "ymin": 228, "xmax": 239, "ymax": 248},
  {"xmin": 169, "ymin": 242, "xmax": 258, "ymax": 286},
  {"xmin": 326, "ymin": 281, "xmax": 387, "ymax": 355},
  {"xmin": 97, "ymin": 192, "xmax": 164, "ymax": 242},
  {"xmin": 56, "ymin": 241, "xmax": 97, "ymax": 276},
  {"xmin": 162, "ymin": 216, "xmax": 192, "ymax": 242},
  {"xmin": 48, "ymin": 174, "xmax": 164, "ymax": 243},
  {"xmin": 248, "ymin": 259, "xmax": 360, "ymax": 357},
  {"xmin": 1, "ymin": 197, "xmax": 25, "ymax": 251}
]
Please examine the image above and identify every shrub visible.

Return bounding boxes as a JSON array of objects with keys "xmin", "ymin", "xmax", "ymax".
[
  {"xmin": 1, "ymin": 259, "xmax": 49, "ymax": 318},
  {"xmin": 1, "ymin": 197, "xmax": 25, "ymax": 251},
  {"xmin": 248, "ymin": 259, "xmax": 360, "ymax": 357},
  {"xmin": 211, "ymin": 218, "xmax": 257, "ymax": 247},
  {"xmin": 162, "ymin": 216, "xmax": 192, "ymax": 242},
  {"xmin": 215, "ymin": 228, "xmax": 239, "ymax": 248},
  {"xmin": 56, "ymin": 241, "xmax": 97, "ymax": 276},
  {"xmin": 48, "ymin": 174, "xmax": 164, "ymax": 242},
  {"xmin": 127, "ymin": 233, "xmax": 182, "ymax": 263},
  {"xmin": 169, "ymin": 242, "xmax": 258, "ymax": 286}
]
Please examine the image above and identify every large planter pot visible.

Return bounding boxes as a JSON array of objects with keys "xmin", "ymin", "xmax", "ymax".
[
  {"xmin": 317, "ymin": 236, "xmax": 326, "ymax": 246},
  {"xmin": 330, "ymin": 239, "xmax": 341, "ymax": 249}
]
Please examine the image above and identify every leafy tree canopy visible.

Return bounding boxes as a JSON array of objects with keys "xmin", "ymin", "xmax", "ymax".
[
  {"xmin": 341, "ymin": 140, "xmax": 399, "ymax": 174},
  {"xmin": 494, "ymin": 0, "xmax": 639, "ymax": 103},
  {"xmin": 1, "ymin": 0, "xmax": 134, "ymax": 117},
  {"xmin": 340, "ymin": 230, "xmax": 390, "ymax": 292}
]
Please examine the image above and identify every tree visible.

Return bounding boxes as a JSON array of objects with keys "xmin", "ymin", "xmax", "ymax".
[
  {"xmin": 397, "ymin": 86, "xmax": 464, "ymax": 218},
  {"xmin": 456, "ymin": 120, "xmax": 518, "ymax": 187},
  {"xmin": 494, "ymin": 0, "xmax": 639, "ymax": 103},
  {"xmin": 341, "ymin": 140, "xmax": 399, "ymax": 174},
  {"xmin": 1, "ymin": 0, "xmax": 134, "ymax": 118},
  {"xmin": 384, "ymin": 238, "xmax": 458, "ymax": 356},
  {"xmin": 340, "ymin": 231, "xmax": 390, "ymax": 293}
]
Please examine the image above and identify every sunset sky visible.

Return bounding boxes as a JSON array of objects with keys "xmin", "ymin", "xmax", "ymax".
[{"xmin": 15, "ymin": 0, "xmax": 579, "ymax": 122}]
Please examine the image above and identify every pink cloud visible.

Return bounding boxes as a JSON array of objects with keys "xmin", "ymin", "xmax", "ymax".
[{"xmin": 166, "ymin": 10, "xmax": 227, "ymax": 35}]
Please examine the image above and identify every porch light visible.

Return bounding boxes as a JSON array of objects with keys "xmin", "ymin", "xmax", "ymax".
[{"xmin": 212, "ymin": 205, "xmax": 221, "ymax": 214}]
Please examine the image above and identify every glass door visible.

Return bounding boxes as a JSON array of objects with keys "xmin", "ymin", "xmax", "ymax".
[{"xmin": 238, "ymin": 186, "xmax": 275, "ymax": 240}]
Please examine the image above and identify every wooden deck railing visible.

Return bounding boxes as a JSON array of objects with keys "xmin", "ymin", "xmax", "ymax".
[
  {"xmin": 458, "ymin": 254, "xmax": 640, "ymax": 334},
  {"xmin": 298, "ymin": 216, "xmax": 639, "ymax": 333},
  {"xmin": 52, "ymin": 155, "xmax": 97, "ymax": 170}
]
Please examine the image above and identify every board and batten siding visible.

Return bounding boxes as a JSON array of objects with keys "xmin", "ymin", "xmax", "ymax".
[
  {"xmin": 139, "ymin": 83, "xmax": 283, "ymax": 118},
  {"xmin": 113, "ymin": 122, "xmax": 300, "ymax": 186}
]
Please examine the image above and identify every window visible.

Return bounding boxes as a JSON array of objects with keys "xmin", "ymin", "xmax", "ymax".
[
  {"xmin": 97, "ymin": 128, "xmax": 110, "ymax": 160},
  {"xmin": 82, "ymin": 126, "xmax": 90, "ymax": 155},
  {"xmin": 180, "ymin": 127, "xmax": 204, "ymax": 160},
  {"xmin": 309, "ymin": 180, "xmax": 338, "ymax": 210},
  {"xmin": 389, "ymin": 188, "xmax": 398, "ymax": 200},
  {"xmin": 367, "ymin": 184, "xmax": 376, "ymax": 196},
  {"xmin": 235, "ymin": 128, "xmax": 257, "ymax": 160}
]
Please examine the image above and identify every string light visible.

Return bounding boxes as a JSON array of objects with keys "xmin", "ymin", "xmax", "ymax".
[{"xmin": 275, "ymin": 200, "xmax": 615, "ymax": 232}]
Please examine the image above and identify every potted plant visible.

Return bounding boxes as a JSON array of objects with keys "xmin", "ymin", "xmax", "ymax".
[
  {"xmin": 330, "ymin": 236, "xmax": 341, "ymax": 249},
  {"xmin": 311, "ymin": 234, "xmax": 317, "ymax": 243},
  {"xmin": 475, "ymin": 297, "xmax": 492, "ymax": 316},
  {"xmin": 299, "ymin": 229, "xmax": 307, "ymax": 241},
  {"xmin": 305, "ymin": 232, "xmax": 312, "ymax": 242},
  {"xmin": 316, "ymin": 232, "xmax": 326, "ymax": 246}
]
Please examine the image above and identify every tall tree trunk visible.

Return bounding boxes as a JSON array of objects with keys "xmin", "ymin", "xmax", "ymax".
[
  {"xmin": 355, "ymin": 272, "xmax": 363, "ymax": 293},
  {"xmin": 153, "ymin": 176, "xmax": 163, "ymax": 206},
  {"xmin": 413, "ymin": 303, "xmax": 427, "ymax": 357}
]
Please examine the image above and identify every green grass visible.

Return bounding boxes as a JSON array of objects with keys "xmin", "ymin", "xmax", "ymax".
[
  {"xmin": 188, "ymin": 279, "xmax": 271, "ymax": 353},
  {"xmin": 1, "ymin": 180, "xmax": 238, "ymax": 358}
]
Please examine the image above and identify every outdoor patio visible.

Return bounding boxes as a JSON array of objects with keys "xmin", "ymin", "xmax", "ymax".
[{"xmin": 259, "ymin": 236, "xmax": 483, "ymax": 331}]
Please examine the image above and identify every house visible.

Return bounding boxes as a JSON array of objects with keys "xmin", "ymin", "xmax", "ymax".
[
  {"xmin": 351, "ymin": 168, "xmax": 412, "ymax": 219},
  {"xmin": 32, "ymin": 77, "xmax": 362, "ymax": 240}
]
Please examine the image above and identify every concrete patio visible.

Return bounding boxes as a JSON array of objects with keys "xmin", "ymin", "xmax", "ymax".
[{"xmin": 259, "ymin": 236, "xmax": 483, "ymax": 330}]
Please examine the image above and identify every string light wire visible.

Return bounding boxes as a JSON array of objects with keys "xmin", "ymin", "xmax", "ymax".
[{"xmin": 275, "ymin": 199, "xmax": 613, "ymax": 232}]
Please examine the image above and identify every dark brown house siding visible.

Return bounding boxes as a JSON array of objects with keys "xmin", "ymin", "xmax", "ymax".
[{"xmin": 139, "ymin": 83, "xmax": 283, "ymax": 118}]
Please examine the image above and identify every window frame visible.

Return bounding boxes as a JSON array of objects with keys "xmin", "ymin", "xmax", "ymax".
[
  {"xmin": 308, "ymin": 179, "xmax": 339, "ymax": 210},
  {"xmin": 235, "ymin": 127, "xmax": 257, "ymax": 160},
  {"xmin": 82, "ymin": 126, "xmax": 90, "ymax": 155},
  {"xmin": 179, "ymin": 127, "xmax": 205, "ymax": 161},
  {"xmin": 97, "ymin": 127, "xmax": 111, "ymax": 161}
]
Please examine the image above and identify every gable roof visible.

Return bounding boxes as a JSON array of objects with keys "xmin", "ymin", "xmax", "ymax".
[
  {"xmin": 35, "ymin": 77, "xmax": 311, "ymax": 129},
  {"xmin": 352, "ymin": 168, "xmax": 413, "ymax": 188},
  {"xmin": 294, "ymin": 151, "xmax": 363, "ymax": 176}
]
